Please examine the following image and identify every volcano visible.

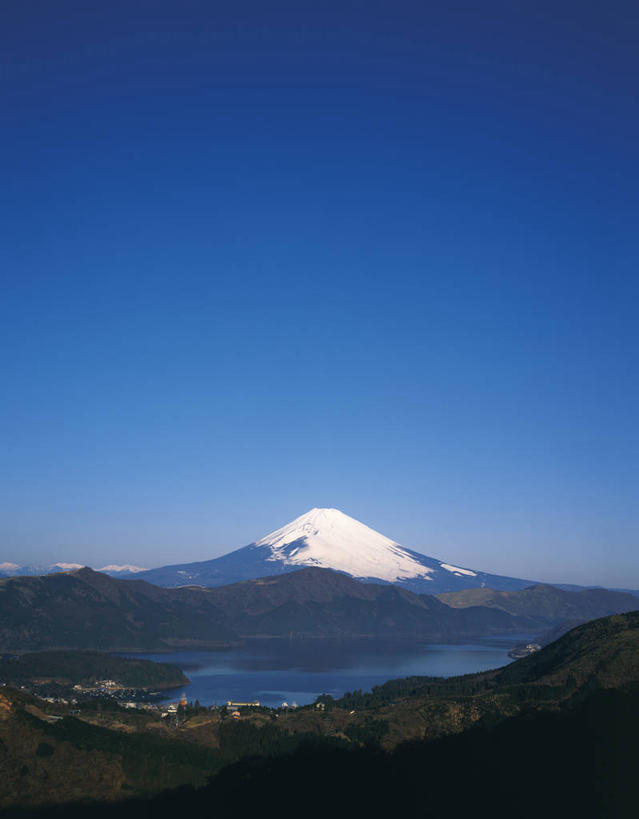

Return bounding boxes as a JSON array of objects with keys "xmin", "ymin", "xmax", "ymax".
[{"xmin": 135, "ymin": 508, "xmax": 539, "ymax": 593}]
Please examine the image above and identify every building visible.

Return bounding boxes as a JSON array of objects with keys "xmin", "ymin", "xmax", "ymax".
[{"xmin": 226, "ymin": 700, "xmax": 260, "ymax": 708}]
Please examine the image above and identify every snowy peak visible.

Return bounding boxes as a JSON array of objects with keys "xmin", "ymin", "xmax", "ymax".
[
  {"xmin": 0, "ymin": 562, "xmax": 148, "ymax": 579},
  {"xmin": 255, "ymin": 507, "xmax": 434, "ymax": 583},
  {"xmin": 132, "ymin": 507, "xmax": 543, "ymax": 592}
]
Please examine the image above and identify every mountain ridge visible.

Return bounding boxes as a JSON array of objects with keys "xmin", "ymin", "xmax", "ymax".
[
  {"xmin": 134, "ymin": 507, "xmax": 547, "ymax": 593},
  {"xmin": 6, "ymin": 509, "xmax": 638, "ymax": 595},
  {"xmin": 0, "ymin": 565, "xmax": 636, "ymax": 652}
]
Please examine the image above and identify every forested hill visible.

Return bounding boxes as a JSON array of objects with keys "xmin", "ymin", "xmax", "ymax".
[
  {"xmin": 0, "ymin": 569, "xmax": 235, "ymax": 651},
  {"xmin": 0, "ymin": 566, "xmax": 527, "ymax": 649},
  {"xmin": 0, "ymin": 651, "xmax": 188, "ymax": 690},
  {"xmin": 2, "ymin": 611, "xmax": 639, "ymax": 818},
  {"xmin": 496, "ymin": 610, "xmax": 639, "ymax": 687},
  {"xmin": 437, "ymin": 583, "xmax": 639, "ymax": 622},
  {"xmin": 0, "ymin": 566, "xmax": 637, "ymax": 652},
  {"xmin": 309, "ymin": 611, "xmax": 639, "ymax": 746}
]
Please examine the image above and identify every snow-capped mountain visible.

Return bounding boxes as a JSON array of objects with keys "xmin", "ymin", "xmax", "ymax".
[
  {"xmin": 256, "ymin": 508, "xmax": 434, "ymax": 582},
  {"xmin": 0, "ymin": 562, "xmax": 85, "ymax": 578},
  {"xmin": 0, "ymin": 562, "xmax": 147, "ymax": 579},
  {"xmin": 97, "ymin": 564, "xmax": 148, "ymax": 575},
  {"xmin": 135, "ymin": 507, "xmax": 539, "ymax": 593}
]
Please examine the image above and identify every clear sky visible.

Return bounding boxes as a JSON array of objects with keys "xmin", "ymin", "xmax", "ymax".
[{"xmin": 1, "ymin": 1, "xmax": 637, "ymax": 586}]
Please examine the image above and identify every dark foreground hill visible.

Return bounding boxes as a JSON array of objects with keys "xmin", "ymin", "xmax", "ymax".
[
  {"xmin": 3, "ymin": 612, "xmax": 639, "ymax": 818},
  {"xmin": 18, "ymin": 688, "xmax": 635, "ymax": 819}
]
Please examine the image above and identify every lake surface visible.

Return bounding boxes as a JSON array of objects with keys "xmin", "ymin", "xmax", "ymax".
[{"xmin": 122, "ymin": 637, "xmax": 529, "ymax": 708}]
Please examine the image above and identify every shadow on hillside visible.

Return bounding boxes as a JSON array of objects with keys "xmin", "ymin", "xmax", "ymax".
[{"xmin": 5, "ymin": 685, "xmax": 639, "ymax": 819}]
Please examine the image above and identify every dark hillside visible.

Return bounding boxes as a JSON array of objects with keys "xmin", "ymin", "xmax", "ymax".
[
  {"xmin": 0, "ymin": 569, "xmax": 235, "ymax": 650},
  {"xmin": 0, "ymin": 651, "xmax": 188, "ymax": 690},
  {"xmin": 1, "ymin": 567, "xmax": 636, "ymax": 652},
  {"xmin": 496, "ymin": 610, "xmax": 639, "ymax": 687},
  {"xmin": 5, "ymin": 686, "xmax": 638, "ymax": 819},
  {"xmin": 438, "ymin": 583, "xmax": 639, "ymax": 624},
  {"xmin": 0, "ymin": 567, "xmax": 531, "ymax": 650}
]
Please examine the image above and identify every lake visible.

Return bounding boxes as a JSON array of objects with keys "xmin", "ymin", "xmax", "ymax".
[{"xmin": 122, "ymin": 637, "xmax": 529, "ymax": 708}]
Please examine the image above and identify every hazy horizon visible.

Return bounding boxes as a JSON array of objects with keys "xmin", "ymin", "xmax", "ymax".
[{"xmin": 1, "ymin": 503, "xmax": 636, "ymax": 589}]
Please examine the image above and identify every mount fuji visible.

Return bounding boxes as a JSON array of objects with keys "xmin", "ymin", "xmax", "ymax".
[{"xmin": 135, "ymin": 508, "xmax": 541, "ymax": 593}]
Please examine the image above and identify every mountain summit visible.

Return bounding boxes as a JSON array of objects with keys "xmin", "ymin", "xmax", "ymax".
[
  {"xmin": 135, "ymin": 508, "xmax": 540, "ymax": 593},
  {"xmin": 254, "ymin": 507, "xmax": 434, "ymax": 583}
]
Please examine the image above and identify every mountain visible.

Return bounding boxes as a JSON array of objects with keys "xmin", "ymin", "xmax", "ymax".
[
  {"xmin": 1, "ymin": 565, "xmax": 636, "ymax": 652},
  {"xmin": 0, "ymin": 568, "xmax": 235, "ymax": 651},
  {"xmin": 3, "ymin": 611, "xmax": 639, "ymax": 817},
  {"xmin": 135, "ymin": 507, "xmax": 542, "ymax": 593},
  {"xmin": 192, "ymin": 566, "xmax": 533, "ymax": 639},
  {"xmin": 0, "ymin": 562, "xmax": 86, "ymax": 577},
  {"xmin": 282, "ymin": 610, "xmax": 639, "ymax": 752},
  {"xmin": 0, "ymin": 566, "xmax": 535, "ymax": 651},
  {"xmin": 495, "ymin": 610, "xmax": 639, "ymax": 688},
  {"xmin": 97, "ymin": 564, "xmax": 148, "ymax": 575},
  {"xmin": 436, "ymin": 583, "xmax": 639, "ymax": 623},
  {"xmin": 0, "ymin": 562, "xmax": 147, "ymax": 578}
]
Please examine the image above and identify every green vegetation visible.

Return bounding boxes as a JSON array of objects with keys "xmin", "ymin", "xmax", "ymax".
[
  {"xmin": 5, "ymin": 686, "xmax": 638, "ymax": 818},
  {"xmin": 335, "ymin": 612, "xmax": 639, "ymax": 711},
  {"xmin": 498, "ymin": 610, "xmax": 639, "ymax": 685},
  {"xmin": 22, "ymin": 712, "xmax": 224, "ymax": 794},
  {"xmin": 1, "ymin": 611, "xmax": 639, "ymax": 816},
  {"xmin": 437, "ymin": 583, "xmax": 639, "ymax": 623},
  {"xmin": 1, "ymin": 567, "xmax": 637, "ymax": 653},
  {"xmin": 0, "ymin": 651, "xmax": 188, "ymax": 690}
]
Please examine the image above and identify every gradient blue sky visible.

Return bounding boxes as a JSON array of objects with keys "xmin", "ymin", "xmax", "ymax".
[{"xmin": 1, "ymin": 1, "xmax": 638, "ymax": 586}]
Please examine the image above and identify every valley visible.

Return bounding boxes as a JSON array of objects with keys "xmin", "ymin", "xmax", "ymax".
[
  {"xmin": 1, "ymin": 511, "xmax": 637, "ymax": 816},
  {"xmin": 0, "ymin": 612, "xmax": 637, "ymax": 817}
]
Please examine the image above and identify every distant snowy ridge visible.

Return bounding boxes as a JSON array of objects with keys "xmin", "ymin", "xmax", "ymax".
[
  {"xmin": 0, "ymin": 562, "xmax": 147, "ymax": 578},
  {"xmin": 0, "ymin": 562, "xmax": 84, "ymax": 577},
  {"xmin": 6, "ymin": 509, "xmax": 635, "ymax": 595}
]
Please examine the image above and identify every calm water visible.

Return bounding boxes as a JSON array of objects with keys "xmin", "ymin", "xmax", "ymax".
[{"xmin": 121, "ymin": 637, "xmax": 528, "ymax": 709}]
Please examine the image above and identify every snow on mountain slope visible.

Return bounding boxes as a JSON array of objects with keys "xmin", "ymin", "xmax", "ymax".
[
  {"xmin": 4, "ymin": 510, "xmax": 632, "ymax": 594},
  {"xmin": 440, "ymin": 563, "xmax": 477, "ymax": 577},
  {"xmin": 256, "ymin": 508, "xmax": 434, "ymax": 582},
  {"xmin": 135, "ymin": 507, "xmax": 545, "ymax": 593},
  {"xmin": 51, "ymin": 563, "xmax": 84, "ymax": 570},
  {"xmin": 0, "ymin": 562, "xmax": 85, "ymax": 577},
  {"xmin": 98, "ymin": 564, "xmax": 148, "ymax": 574},
  {"xmin": 0, "ymin": 562, "xmax": 147, "ymax": 579}
]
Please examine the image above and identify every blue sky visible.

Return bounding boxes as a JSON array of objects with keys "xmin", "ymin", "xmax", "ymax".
[{"xmin": 1, "ymin": 1, "xmax": 638, "ymax": 586}]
